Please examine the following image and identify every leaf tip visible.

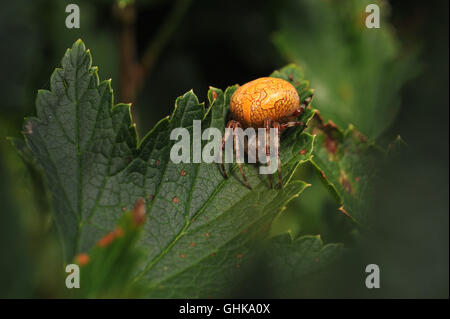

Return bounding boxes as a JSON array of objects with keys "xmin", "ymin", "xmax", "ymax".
[
  {"xmin": 73, "ymin": 38, "xmax": 86, "ymax": 51},
  {"xmin": 338, "ymin": 205, "xmax": 351, "ymax": 218}
]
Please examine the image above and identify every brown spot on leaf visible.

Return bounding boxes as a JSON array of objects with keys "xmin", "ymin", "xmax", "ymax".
[
  {"xmin": 121, "ymin": 206, "xmax": 127, "ymax": 212},
  {"xmin": 180, "ymin": 253, "xmax": 186, "ymax": 259},
  {"xmin": 212, "ymin": 91, "xmax": 218, "ymax": 100},
  {"xmin": 180, "ymin": 170, "xmax": 186, "ymax": 176},
  {"xmin": 324, "ymin": 135, "xmax": 338, "ymax": 155},
  {"xmin": 76, "ymin": 253, "xmax": 90, "ymax": 267},
  {"xmin": 355, "ymin": 176, "xmax": 360, "ymax": 182},
  {"xmin": 25, "ymin": 121, "xmax": 33, "ymax": 135},
  {"xmin": 353, "ymin": 129, "xmax": 368, "ymax": 142},
  {"xmin": 313, "ymin": 113, "xmax": 342, "ymax": 150},
  {"xmin": 97, "ymin": 231, "xmax": 116, "ymax": 247},
  {"xmin": 236, "ymin": 254, "xmax": 243, "ymax": 259},
  {"xmin": 311, "ymin": 113, "xmax": 344, "ymax": 158},
  {"xmin": 205, "ymin": 232, "xmax": 210, "ymax": 238},
  {"xmin": 189, "ymin": 242, "xmax": 196, "ymax": 247},
  {"xmin": 311, "ymin": 127, "xmax": 320, "ymax": 136},
  {"xmin": 313, "ymin": 110, "xmax": 324, "ymax": 123},
  {"xmin": 172, "ymin": 196, "xmax": 179, "ymax": 204},
  {"xmin": 339, "ymin": 170, "xmax": 353, "ymax": 194},
  {"xmin": 322, "ymin": 120, "xmax": 339, "ymax": 132},
  {"xmin": 155, "ymin": 159, "xmax": 160, "ymax": 166},
  {"xmin": 114, "ymin": 227, "xmax": 124, "ymax": 238},
  {"xmin": 288, "ymin": 74, "xmax": 294, "ymax": 81},
  {"xmin": 299, "ymin": 149, "xmax": 307, "ymax": 155},
  {"xmin": 341, "ymin": 178, "xmax": 352, "ymax": 193},
  {"xmin": 132, "ymin": 198, "xmax": 146, "ymax": 225}
]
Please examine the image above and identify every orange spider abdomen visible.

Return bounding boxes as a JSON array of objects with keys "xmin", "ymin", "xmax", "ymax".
[{"xmin": 230, "ymin": 77, "xmax": 300, "ymax": 128}]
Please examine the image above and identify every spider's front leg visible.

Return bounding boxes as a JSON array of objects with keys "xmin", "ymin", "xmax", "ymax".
[
  {"xmin": 220, "ymin": 120, "xmax": 252, "ymax": 189},
  {"xmin": 280, "ymin": 120, "xmax": 305, "ymax": 132},
  {"xmin": 233, "ymin": 122, "xmax": 252, "ymax": 189},
  {"xmin": 264, "ymin": 118, "xmax": 304, "ymax": 189},
  {"xmin": 220, "ymin": 120, "xmax": 236, "ymax": 178},
  {"xmin": 264, "ymin": 118, "xmax": 274, "ymax": 189}
]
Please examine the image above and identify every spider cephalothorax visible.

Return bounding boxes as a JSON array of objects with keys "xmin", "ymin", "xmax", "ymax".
[{"xmin": 221, "ymin": 77, "xmax": 313, "ymax": 189}]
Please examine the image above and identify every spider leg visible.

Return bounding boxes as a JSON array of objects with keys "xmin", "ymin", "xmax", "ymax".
[
  {"xmin": 264, "ymin": 118, "xmax": 273, "ymax": 189},
  {"xmin": 221, "ymin": 120, "xmax": 236, "ymax": 178},
  {"xmin": 291, "ymin": 105, "xmax": 304, "ymax": 118},
  {"xmin": 233, "ymin": 121, "xmax": 252, "ymax": 189},
  {"xmin": 280, "ymin": 121, "xmax": 305, "ymax": 133},
  {"xmin": 292, "ymin": 94, "xmax": 313, "ymax": 118},
  {"xmin": 273, "ymin": 121, "xmax": 283, "ymax": 188},
  {"xmin": 303, "ymin": 95, "xmax": 313, "ymax": 108}
]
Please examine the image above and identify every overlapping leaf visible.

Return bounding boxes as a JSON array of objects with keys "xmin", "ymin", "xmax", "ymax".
[
  {"xmin": 308, "ymin": 113, "xmax": 384, "ymax": 223},
  {"xmin": 265, "ymin": 233, "xmax": 344, "ymax": 297}
]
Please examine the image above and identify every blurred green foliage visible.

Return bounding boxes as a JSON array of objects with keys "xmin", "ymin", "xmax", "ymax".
[
  {"xmin": 68, "ymin": 203, "xmax": 146, "ymax": 298},
  {"xmin": 0, "ymin": 0, "xmax": 447, "ymax": 298},
  {"xmin": 274, "ymin": 0, "xmax": 418, "ymax": 139},
  {"xmin": 270, "ymin": 0, "xmax": 413, "ymax": 251}
]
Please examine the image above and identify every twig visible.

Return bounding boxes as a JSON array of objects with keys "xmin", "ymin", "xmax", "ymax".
[
  {"xmin": 114, "ymin": 0, "xmax": 192, "ymax": 105},
  {"xmin": 114, "ymin": 2, "xmax": 142, "ymax": 104},
  {"xmin": 140, "ymin": 0, "xmax": 193, "ymax": 77}
]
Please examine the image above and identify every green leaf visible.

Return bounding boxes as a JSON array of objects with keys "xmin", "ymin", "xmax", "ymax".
[
  {"xmin": 264, "ymin": 233, "xmax": 344, "ymax": 297},
  {"xmin": 70, "ymin": 200, "xmax": 146, "ymax": 298},
  {"xmin": 147, "ymin": 180, "xmax": 311, "ymax": 298},
  {"xmin": 18, "ymin": 40, "xmax": 318, "ymax": 297},
  {"xmin": 21, "ymin": 40, "xmax": 137, "ymax": 259},
  {"xmin": 309, "ymin": 113, "xmax": 384, "ymax": 223}
]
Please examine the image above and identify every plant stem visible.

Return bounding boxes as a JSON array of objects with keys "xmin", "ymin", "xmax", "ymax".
[
  {"xmin": 115, "ymin": 0, "xmax": 192, "ymax": 107},
  {"xmin": 115, "ymin": 2, "xmax": 142, "ymax": 105},
  {"xmin": 140, "ymin": 0, "xmax": 192, "ymax": 77}
]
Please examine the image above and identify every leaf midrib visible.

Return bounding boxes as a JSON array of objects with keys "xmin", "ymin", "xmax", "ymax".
[
  {"xmin": 145, "ymin": 181, "xmax": 308, "ymax": 292},
  {"xmin": 136, "ymin": 140, "xmax": 310, "ymax": 281}
]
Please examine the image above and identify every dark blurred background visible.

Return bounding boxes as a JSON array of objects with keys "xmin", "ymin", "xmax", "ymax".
[{"xmin": 0, "ymin": 0, "xmax": 448, "ymax": 298}]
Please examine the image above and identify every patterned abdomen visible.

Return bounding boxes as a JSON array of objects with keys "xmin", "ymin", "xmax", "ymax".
[{"xmin": 230, "ymin": 77, "xmax": 300, "ymax": 128}]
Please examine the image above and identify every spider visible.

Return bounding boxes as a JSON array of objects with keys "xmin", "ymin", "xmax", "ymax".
[{"xmin": 221, "ymin": 77, "xmax": 313, "ymax": 189}]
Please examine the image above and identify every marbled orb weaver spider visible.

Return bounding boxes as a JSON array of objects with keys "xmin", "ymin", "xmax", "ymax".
[{"xmin": 221, "ymin": 77, "xmax": 313, "ymax": 189}]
